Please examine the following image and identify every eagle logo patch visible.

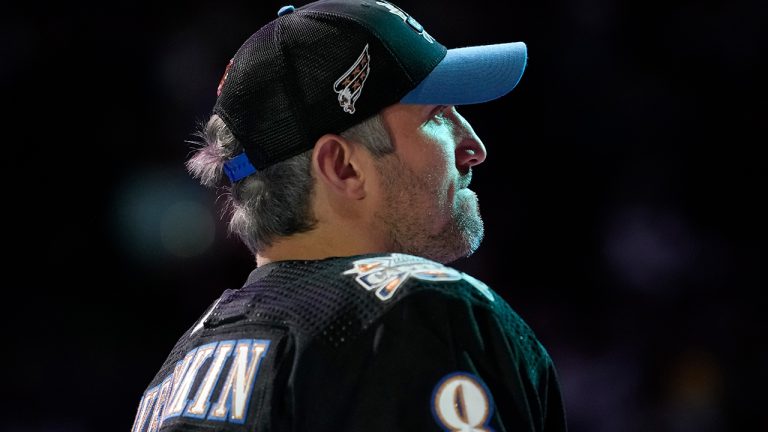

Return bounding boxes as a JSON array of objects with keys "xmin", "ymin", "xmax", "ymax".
[
  {"xmin": 343, "ymin": 253, "xmax": 462, "ymax": 301},
  {"xmin": 333, "ymin": 44, "xmax": 371, "ymax": 114}
]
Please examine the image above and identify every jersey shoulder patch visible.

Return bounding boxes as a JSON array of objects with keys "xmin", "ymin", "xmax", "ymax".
[{"xmin": 342, "ymin": 253, "xmax": 495, "ymax": 303}]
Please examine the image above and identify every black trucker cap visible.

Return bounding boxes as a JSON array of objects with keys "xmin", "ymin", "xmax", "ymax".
[{"xmin": 214, "ymin": 0, "xmax": 527, "ymax": 182}]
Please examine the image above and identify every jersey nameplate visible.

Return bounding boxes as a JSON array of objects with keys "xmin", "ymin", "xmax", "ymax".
[{"xmin": 132, "ymin": 339, "xmax": 270, "ymax": 432}]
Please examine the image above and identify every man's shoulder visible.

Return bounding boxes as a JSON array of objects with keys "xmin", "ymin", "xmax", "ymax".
[
  {"xmin": 224, "ymin": 253, "xmax": 500, "ymax": 344},
  {"xmin": 148, "ymin": 253, "xmax": 504, "ymax": 366},
  {"xmin": 132, "ymin": 254, "xmax": 553, "ymax": 431},
  {"xmin": 238, "ymin": 252, "xmax": 497, "ymax": 309}
]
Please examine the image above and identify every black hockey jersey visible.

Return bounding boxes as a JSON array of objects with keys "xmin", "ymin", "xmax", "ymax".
[{"xmin": 132, "ymin": 253, "xmax": 567, "ymax": 431}]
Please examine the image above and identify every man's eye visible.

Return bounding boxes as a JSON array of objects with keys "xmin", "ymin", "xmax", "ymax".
[{"xmin": 431, "ymin": 107, "xmax": 447, "ymax": 122}]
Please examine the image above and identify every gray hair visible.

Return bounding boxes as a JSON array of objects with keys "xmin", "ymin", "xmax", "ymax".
[{"xmin": 186, "ymin": 113, "xmax": 393, "ymax": 255}]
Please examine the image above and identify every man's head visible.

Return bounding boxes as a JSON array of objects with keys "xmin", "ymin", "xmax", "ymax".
[
  {"xmin": 187, "ymin": 0, "xmax": 526, "ymax": 263},
  {"xmin": 367, "ymin": 104, "xmax": 487, "ymax": 263}
]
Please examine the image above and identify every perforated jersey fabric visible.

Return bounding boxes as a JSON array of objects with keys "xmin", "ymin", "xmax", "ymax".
[{"xmin": 132, "ymin": 253, "xmax": 567, "ymax": 432}]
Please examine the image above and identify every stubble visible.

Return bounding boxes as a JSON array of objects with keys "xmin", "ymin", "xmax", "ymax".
[{"xmin": 374, "ymin": 156, "xmax": 484, "ymax": 264}]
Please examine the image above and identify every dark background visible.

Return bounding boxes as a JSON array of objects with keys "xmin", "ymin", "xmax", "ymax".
[{"xmin": 6, "ymin": 0, "xmax": 765, "ymax": 430}]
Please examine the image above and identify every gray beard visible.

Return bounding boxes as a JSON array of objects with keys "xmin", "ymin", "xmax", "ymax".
[{"xmin": 375, "ymin": 169, "xmax": 485, "ymax": 264}]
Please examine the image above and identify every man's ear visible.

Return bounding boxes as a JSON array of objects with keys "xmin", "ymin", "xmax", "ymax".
[{"xmin": 312, "ymin": 134, "xmax": 367, "ymax": 199}]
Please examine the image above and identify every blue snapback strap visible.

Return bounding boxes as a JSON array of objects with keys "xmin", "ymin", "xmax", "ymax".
[{"xmin": 223, "ymin": 153, "xmax": 257, "ymax": 183}]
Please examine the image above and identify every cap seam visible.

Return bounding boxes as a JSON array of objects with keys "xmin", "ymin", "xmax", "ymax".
[{"xmin": 274, "ymin": 16, "xmax": 312, "ymax": 167}]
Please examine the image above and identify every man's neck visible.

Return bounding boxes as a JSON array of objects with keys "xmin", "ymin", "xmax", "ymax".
[{"xmin": 255, "ymin": 222, "xmax": 391, "ymax": 267}]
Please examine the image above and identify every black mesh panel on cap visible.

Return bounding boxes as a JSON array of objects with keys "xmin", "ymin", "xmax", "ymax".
[
  {"xmin": 213, "ymin": 0, "xmax": 448, "ymax": 171},
  {"xmin": 282, "ymin": 11, "xmax": 413, "ymax": 141},
  {"xmin": 214, "ymin": 21, "xmax": 307, "ymax": 170}
]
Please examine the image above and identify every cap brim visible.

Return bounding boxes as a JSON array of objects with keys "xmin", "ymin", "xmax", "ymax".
[{"xmin": 400, "ymin": 42, "xmax": 527, "ymax": 105}]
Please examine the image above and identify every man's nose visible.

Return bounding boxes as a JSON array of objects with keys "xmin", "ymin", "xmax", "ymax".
[{"xmin": 451, "ymin": 109, "xmax": 487, "ymax": 171}]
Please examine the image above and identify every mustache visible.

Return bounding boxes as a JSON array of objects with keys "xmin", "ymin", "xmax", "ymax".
[{"xmin": 458, "ymin": 169, "xmax": 473, "ymax": 190}]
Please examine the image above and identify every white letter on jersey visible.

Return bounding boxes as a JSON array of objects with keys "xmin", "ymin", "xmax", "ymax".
[
  {"xmin": 208, "ymin": 339, "xmax": 270, "ymax": 423},
  {"xmin": 146, "ymin": 375, "xmax": 173, "ymax": 432},
  {"xmin": 432, "ymin": 373, "xmax": 494, "ymax": 432},
  {"xmin": 131, "ymin": 385, "xmax": 159, "ymax": 432},
  {"xmin": 186, "ymin": 341, "xmax": 235, "ymax": 417},
  {"xmin": 159, "ymin": 349, "xmax": 196, "ymax": 421},
  {"xmin": 164, "ymin": 342, "xmax": 217, "ymax": 418}
]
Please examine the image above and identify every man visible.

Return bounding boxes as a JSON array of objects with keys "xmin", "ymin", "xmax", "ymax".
[{"xmin": 132, "ymin": 1, "xmax": 567, "ymax": 431}]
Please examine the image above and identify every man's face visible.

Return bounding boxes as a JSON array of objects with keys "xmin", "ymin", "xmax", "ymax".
[{"xmin": 373, "ymin": 103, "xmax": 488, "ymax": 263}]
